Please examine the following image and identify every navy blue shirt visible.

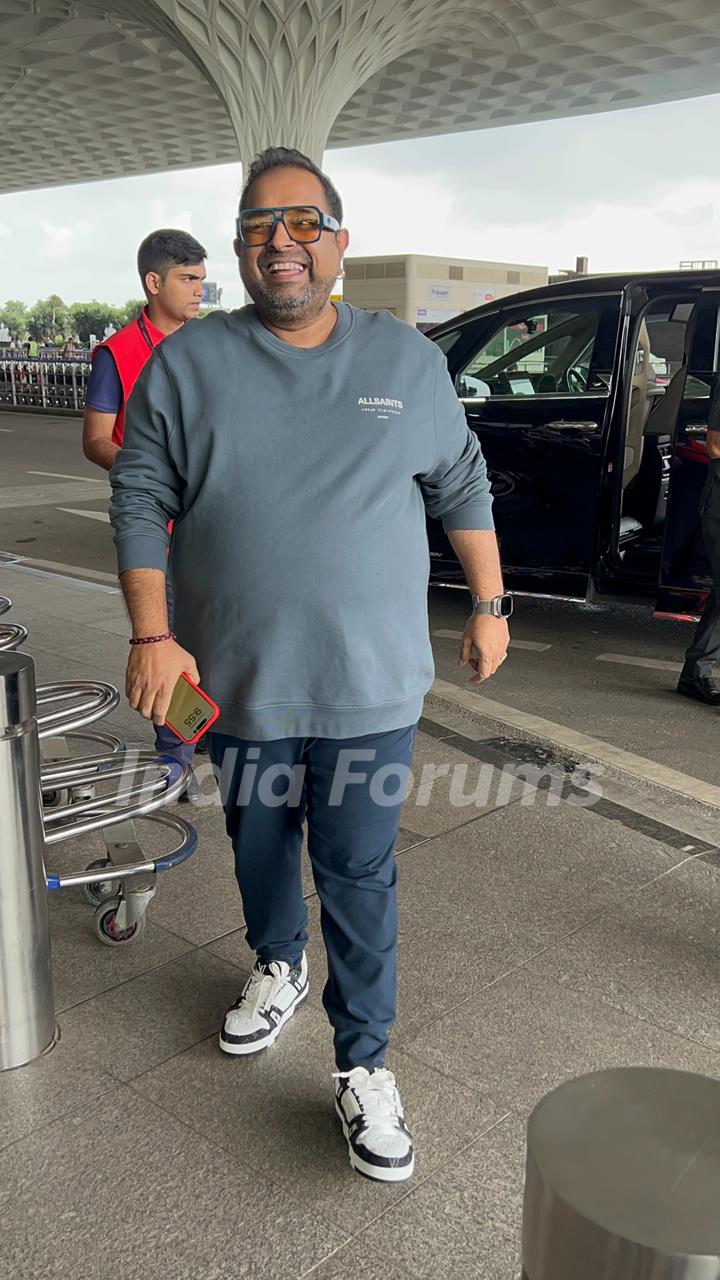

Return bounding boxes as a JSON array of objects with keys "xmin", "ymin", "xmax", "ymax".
[{"xmin": 85, "ymin": 347, "xmax": 122, "ymax": 414}]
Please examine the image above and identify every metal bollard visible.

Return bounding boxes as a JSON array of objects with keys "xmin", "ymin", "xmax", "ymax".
[
  {"xmin": 522, "ymin": 1067, "xmax": 720, "ymax": 1280},
  {"xmin": 0, "ymin": 652, "xmax": 56, "ymax": 1070}
]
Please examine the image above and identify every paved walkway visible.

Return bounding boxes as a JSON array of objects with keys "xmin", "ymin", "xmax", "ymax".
[{"xmin": 2, "ymin": 562, "xmax": 720, "ymax": 1280}]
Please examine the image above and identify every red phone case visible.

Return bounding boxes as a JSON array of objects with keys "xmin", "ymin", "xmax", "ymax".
[{"xmin": 165, "ymin": 673, "xmax": 220, "ymax": 744}]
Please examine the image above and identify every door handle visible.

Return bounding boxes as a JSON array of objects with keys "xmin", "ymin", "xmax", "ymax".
[
  {"xmin": 685, "ymin": 422, "xmax": 708, "ymax": 435},
  {"xmin": 546, "ymin": 420, "xmax": 597, "ymax": 432}
]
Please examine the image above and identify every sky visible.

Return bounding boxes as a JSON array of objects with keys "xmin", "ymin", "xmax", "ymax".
[{"xmin": 3, "ymin": 91, "xmax": 720, "ymax": 309}]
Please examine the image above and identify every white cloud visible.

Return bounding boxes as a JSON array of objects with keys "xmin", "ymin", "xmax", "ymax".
[
  {"xmin": 328, "ymin": 162, "xmax": 456, "ymax": 259},
  {"xmin": 3, "ymin": 92, "xmax": 720, "ymax": 305},
  {"xmin": 39, "ymin": 220, "xmax": 75, "ymax": 259},
  {"xmin": 149, "ymin": 199, "xmax": 194, "ymax": 231}
]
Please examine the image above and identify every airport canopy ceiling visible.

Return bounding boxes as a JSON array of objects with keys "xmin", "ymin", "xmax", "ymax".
[{"xmin": 2, "ymin": 0, "xmax": 720, "ymax": 191}]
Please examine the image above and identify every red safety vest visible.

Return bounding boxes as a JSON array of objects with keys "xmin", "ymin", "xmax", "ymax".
[{"xmin": 91, "ymin": 309, "xmax": 167, "ymax": 446}]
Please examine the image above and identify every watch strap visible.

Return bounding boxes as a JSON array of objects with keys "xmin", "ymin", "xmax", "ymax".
[{"xmin": 471, "ymin": 593, "xmax": 513, "ymax": 618}]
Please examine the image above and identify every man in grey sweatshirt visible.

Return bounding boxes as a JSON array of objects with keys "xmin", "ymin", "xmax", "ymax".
[{"xmin": 109, "ymin": 146, "xmax": 509, "ymax": 1184}]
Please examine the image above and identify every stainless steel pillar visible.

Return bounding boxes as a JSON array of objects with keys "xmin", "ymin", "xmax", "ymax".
[
  {"xmin": 522, "ymin": 1067, "xmax": 720, "ymax": 1280},
  {"xmin": 0, "ymin": 652, "xmax": 56, "ymax": 1070}
]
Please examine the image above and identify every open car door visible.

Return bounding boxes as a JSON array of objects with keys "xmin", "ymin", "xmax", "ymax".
[
  {"xmin": 593, "ymin": 285, "xmax": 702, "ymax": 603},
  {"xmin": 651, "ymin": 289, "xmax": 720, "ymax": 619}
]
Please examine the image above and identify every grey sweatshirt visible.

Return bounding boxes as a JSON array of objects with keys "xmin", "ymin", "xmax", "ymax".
[{"xmin": 109, "ymin": 303, "xmax": 494, "ymax": 740}]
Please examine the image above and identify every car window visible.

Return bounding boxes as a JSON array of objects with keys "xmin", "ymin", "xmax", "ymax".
[
  {"xmin": 644, "ymin": 301, "xmax": 695, "ymax": 389},
  {"xmin": 643, "ymin": 298, "xmax": 720, "ymax": 401},
  {"xmin": 684, "ymin": 373, "xmax": 712, "ymax": 398},
  {"xmin": 433, "ymin": 327, "xmax": 464, "ymax": 360},
  {"xmin": 685, "ymin": 294, "xmax": 720, "ymax": 398},
  {"xmin": 457, "ymin": 302, "xmax": 612, "ymax": 399}
]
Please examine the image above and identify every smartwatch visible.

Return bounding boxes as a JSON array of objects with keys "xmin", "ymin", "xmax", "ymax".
[{"xmin": 471, "ymin": 592, "xmax": 513, "ymax": 618}]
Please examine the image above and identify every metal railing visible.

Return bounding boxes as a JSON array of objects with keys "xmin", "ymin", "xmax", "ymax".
[
  {"xmin": 36, "ymin": 680, "xmax": 119, "ymax": 735},
  {"xmin": 0, "ymin": 356, "xmax": 91, "ymax": 411}
]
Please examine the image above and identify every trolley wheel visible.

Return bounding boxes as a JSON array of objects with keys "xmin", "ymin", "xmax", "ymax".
[
  {"xmin": 82, "ymin": 858, "xmax": 117, "ymax": 907},
  {"xmin": 70, "ymin": 783, "xmax": 96, "ymax": 804},
  {"xmin": 42, "ymin": 787, "xmax": 69, "ymax": 809},
  {"xmin": 93, "ymin": 899, "xmax": 146, "ymax": 946}
]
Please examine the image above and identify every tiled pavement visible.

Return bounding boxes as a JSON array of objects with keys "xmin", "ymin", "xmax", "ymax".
[{"xmin": 2, "ymin": 563, "xmax": 720, "ymax": 1279}]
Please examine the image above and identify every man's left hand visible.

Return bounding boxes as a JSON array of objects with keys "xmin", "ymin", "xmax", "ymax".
[{"xmin": 457, "ymin": 614, "xmax": 509, "ymax": 683}]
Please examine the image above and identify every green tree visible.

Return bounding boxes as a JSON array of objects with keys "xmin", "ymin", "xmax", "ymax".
[
  {"xmin": 68, "ymin": 300, "xmax": 124, "ymax": 344},
  {"xmin": 0, "ymin": 299, "xmax": 28, "ymax": 339},
  {"xmin": 27, "ymin": 295, "xmax": 69, "ymax": 343},
  {"xmin": 121, "ymin": 299, "xmax": 145, "ymax": 325}
]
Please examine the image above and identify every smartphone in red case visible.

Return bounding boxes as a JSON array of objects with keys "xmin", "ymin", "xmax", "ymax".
[{"xmin": 164, "ymin": 673, "xmax": 220, "ymax": 744}]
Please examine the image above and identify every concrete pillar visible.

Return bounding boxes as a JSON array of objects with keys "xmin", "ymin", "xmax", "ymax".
[{"xmin": 143, "ymin": 0, "xmax": 484, "ymax": 169}]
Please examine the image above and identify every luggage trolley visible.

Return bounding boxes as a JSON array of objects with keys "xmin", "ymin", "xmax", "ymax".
[
  {"xmin": 1, "ymin": 596, "xmax": 199, "ymax": 945},
  {"xmin": 42, "ymin": 737, "xmax": 198, "ymax": 946}
]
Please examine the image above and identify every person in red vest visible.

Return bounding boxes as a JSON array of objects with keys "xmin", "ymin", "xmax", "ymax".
[
  {"xmin": 83, "ymin": 228, "xmax": 207, "ymax": 788},
  {"xmin": 83, "ymin": 228, "xmax": 207, "ymax": 467}
]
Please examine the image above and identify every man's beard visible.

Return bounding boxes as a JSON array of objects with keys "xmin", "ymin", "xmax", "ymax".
[{"xmin": 248, "ymin": 269, "xmax": 337, "ymax": 325}]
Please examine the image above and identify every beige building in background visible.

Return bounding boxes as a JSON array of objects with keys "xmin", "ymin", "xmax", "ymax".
[{"xmin": 343, "ymin": 254, "xmax": 548, "ymax": 330}]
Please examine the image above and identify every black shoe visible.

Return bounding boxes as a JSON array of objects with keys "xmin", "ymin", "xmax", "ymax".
[{"xmin": 677, "ymin": 675, "xmax": 720, "ymax": 706}]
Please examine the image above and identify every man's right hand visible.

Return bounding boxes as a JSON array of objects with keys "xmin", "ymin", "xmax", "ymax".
[{"xmin": 126, "ymin": 638, "xmax": 200, "ymax": 725}]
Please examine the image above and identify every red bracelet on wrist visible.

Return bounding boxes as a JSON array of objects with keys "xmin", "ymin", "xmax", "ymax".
[{"xmin": 129, "ymin": 631, "xmax": 175, "ymax": 646}]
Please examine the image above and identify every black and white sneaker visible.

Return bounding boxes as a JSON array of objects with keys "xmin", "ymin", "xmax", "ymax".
[
  {"xmin": 334, "ymin": 1066, "xmax": 415, "ymax": 1182},
  {"xmin": 219, "ymin": 954, "xmax": 308, "ymax": 1056}
]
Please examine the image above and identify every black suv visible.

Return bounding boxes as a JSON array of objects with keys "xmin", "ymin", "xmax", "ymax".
[{"xmin": 428, "ymin": 269, "xmax": 720, "ymax": 619}]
